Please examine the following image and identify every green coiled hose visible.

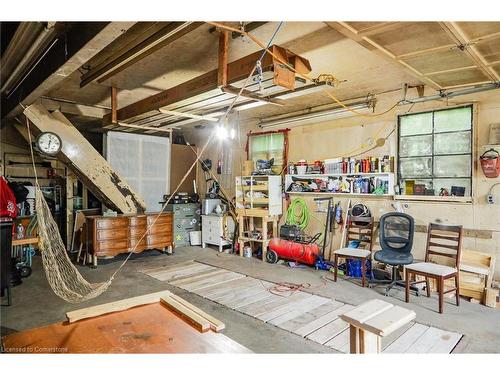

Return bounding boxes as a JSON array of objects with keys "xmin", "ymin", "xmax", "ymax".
[{"xmin": 285, "ymin": 198, "xmax": 310, "ymax": 230}]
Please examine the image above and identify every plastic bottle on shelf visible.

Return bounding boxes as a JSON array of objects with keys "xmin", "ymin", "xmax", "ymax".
[{"xmin": 16, "ymin": 223, "xmax": 25, "ymax": 239}]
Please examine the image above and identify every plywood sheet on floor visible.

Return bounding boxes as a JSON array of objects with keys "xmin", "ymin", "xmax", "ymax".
[{"xmin": 140, "ymin": 261, "xmax": 462, "ymax": 353}]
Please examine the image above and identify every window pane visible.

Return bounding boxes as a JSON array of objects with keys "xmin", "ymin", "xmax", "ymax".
[
  {"xmin": 400, "ymin": 157, "xmax": 432, "ymax": 178},
  {"xmin": 434, "ymin": 131, "xmax": 471, "ymax": 155},
  {"xmin": 434, "ymin": 155, "xmax": 471, "ymax": 177},
  {"xmin": 400, "ymin": 112, "xmax": 433, "ymax": 136},
  {"xmin": 433, "ymin": 178, "xmax": 471, "ymax": 196},
  {"xmin": 434, "ymin": 107, "xmax": 471, "ymax": 133},
  {"xmin": 400, "ymin": 135, "xmax": 432, "ymax": 157}
]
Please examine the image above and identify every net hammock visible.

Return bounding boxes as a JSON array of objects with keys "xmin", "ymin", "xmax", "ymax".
[{"xmin": 35, "ymin": 185, "xmax": 112, "ymax": 303}]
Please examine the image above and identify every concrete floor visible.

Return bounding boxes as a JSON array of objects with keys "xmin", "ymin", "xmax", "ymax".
[{"xmin": 1, "ymin": 246, "xmax": 499, "ymax": 353}]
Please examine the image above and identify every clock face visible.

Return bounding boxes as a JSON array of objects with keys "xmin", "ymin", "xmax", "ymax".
[{"xmin": 36, "ymin": 132, "xmax": 62, "ymax": 156}]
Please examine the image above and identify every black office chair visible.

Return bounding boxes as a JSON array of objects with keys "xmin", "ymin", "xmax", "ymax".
[{"xmin": 370, "ymin": 212, "xmax": 417, "ymax": 296}]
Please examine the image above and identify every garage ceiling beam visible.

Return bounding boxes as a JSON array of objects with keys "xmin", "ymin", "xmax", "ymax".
[
  {"xmin": 80, "ymin": 22, "xmax": 203, "ymax": 87},
  {"xmin": 39, "ymin": 97, "xmax": 108, "ymax": 118},
  {"xmin": 325, "ymin": 21, "xmax": 442, "ymax": 90},
  {"xmin": 439, "ymin": 22, "xmax": 500, "ymax": 81},
  {"xmin": 2, "ymin": 22, "xmax": 135, "ymax": 120},
  {"xmin": 102, "ymin": 46, "xmax": 279, "ymax": 126}
]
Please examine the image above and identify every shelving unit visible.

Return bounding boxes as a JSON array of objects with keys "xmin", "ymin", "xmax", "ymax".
[
  {"xmin": 235, "ymin": 175, "xmax": 282, "ymax": 216},
  {"xmin": 235, "ymin": 175, "xmax": 282, "ymax": 261},
  {"xmin": 284, "ymin": 173, "xmax": 395, "ymax": 197}
]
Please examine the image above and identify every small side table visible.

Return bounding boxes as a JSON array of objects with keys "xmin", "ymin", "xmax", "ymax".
[{"xmin": 340, "ymin": 299, "xmax": 416, "ymax": 354}]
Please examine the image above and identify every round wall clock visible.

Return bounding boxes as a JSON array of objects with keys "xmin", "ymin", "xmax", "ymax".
[{"xmin": 36, "ymin": 132, "xmax": 62, "ymax": 156}]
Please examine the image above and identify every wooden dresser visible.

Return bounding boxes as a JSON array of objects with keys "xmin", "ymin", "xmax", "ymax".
[{"xmin": 86, "ymin": 212, "xmax": 173, "ymax": 266}]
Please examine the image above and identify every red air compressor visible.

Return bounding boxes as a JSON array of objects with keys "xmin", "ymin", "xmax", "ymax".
[{"xmin": 266, "ymin": 234, "xmax": 321, "ymax": 265}]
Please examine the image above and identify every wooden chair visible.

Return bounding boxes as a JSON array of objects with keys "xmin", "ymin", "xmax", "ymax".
[
  {"xmin": 333, "ymin": 216, "xmax": 375, "ymax": 287},
  {"xmin": 405, "ymin": 223, "xmax": 463, "ymax": 314}
]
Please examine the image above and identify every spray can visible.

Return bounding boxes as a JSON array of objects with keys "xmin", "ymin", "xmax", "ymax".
[{"xmin": 16, "ymin": 223, "xmax": 25, "ymax": 239}]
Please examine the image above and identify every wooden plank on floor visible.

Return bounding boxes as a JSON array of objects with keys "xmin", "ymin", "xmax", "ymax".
[
  {"xmin": 147, "ymin": 263, "xmax": 216, "ymax": 281},
  {"xmin": 210, "ymin": 280, "xmax": 271, "ymax": 305},
  {"xmin": 293, "ymin": 303, "xmax": 354, "ymax": 337},
  {"xmin": 324, "ymin": 327, "xmax": 350, "ymax": 353},
  {"xmin": 257, "ymin": 294, "xmax": 325, "ymax": 323},
  {"xmin": 306, "ymin": 316, "xmax": 350, "ymax": 345},
  {"xmin": 239, "ymin": 291, "xmax": 310, "ymax": 317},
  {"xmin": 264, "ymin": 295, "xmax": 331, "ymax": 325},
  {"xmin": 160, "ymin": 296, "xmax": 211, "ymax": 332},
  {"xmin": 383, "ymin": 323, "xmax": 429, "ymax": 353},
  {"xmin": 168, "ymin": 268, "xmax": 228, "ymax": 286},
  {"xmin": 277, "ymin": 300, "xmax": 345, "ymax": 333},
  {"xmin": 183, "ymin": 272, "xmax": 246, "ymax": 292},
  {"xmin": 199, "ymin": 277, "xmax": 258, "ymax": 299},
  {"xmin": 404, "ymin": 326, "xmax": 461, "ymax": 353},
  {"xmin": 227, "ymin": 289, "xmax": 274, "ymax": 310},
  {"xmin": 138, "ymin": 260, "xmax": 195, "ymax": 274},
  {"xmin": 236, "ymin": 293, "xmax": 290, "ymax": 315},
  {"xmin": 381, "ymin": 321, "xmax": 416, "ymax": 351}
]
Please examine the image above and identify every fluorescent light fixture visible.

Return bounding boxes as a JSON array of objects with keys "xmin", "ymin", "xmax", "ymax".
[{"xmin": 259, "ymin": 101, "xmax": 373, "ymax": 130}]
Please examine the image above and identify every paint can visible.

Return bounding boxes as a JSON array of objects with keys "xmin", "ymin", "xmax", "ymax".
[{"xmin": 243, "ymin": 246, "xmax": 252, "ymax": 258}]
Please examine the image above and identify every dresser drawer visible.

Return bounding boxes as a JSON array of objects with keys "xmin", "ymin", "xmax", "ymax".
[
  {"xmin": 147, "ymin": 234, "xmax": 172, "ymax": 248},
  {"xmin": 129, "ymin": 216, "xmax": 147, "ymax": 227},
  {"xmin": 129, "ymin": 226, "xmax": 148, "ymax": 239},
  {"xmin": 94, "ymin": 239, "xmax": 129, "ymax": 252},
  {"xmin": 96, "ymin": 228, "xmax": 128, "ymax": 241},
  {"xmin": 95, "ymin": 217, "xmax": 129, "ymax": 230},
  {"xmin": 147, "ymin": 214, "xmax": 172, "ymax": 225}
]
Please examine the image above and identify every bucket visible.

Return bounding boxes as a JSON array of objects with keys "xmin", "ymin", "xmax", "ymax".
[
  {"xmin": 480, "ymin": 149, "xmax": 500, "ymax": 178},
  {"xmin": 189, "ymin": 231, "xmax": 202, "ymax": 246},
  {"xmin": 243, "ymin": 246, "xmax": 252, "ymax": 258}
]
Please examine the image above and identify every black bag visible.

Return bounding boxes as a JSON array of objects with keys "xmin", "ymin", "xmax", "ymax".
[{"xmin": 7, "ymin": 181, "xmax": 29, "ymax": 204}]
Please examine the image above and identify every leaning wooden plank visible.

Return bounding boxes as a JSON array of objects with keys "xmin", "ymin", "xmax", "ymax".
[
  {"xmin": 383, "ymin": 323, "xmax": 429, "ymax": 353},
  {"xmin": 169, "ymin": 294, "xmax": 225, "ymax": 332},
  {"xmin": 381, "ymin": 321, "xmax": 415, "ymax": 351},
  {"xmin": 66, "ymin": 290, "xmax": 172, "ymax": 323},
  {"xmin": 23, "ymin": 104, "xmax": 145, "ymax": 213},
  {"xmin": 294, "ymin": 304, "xmax": 354, "ymax": 337},
  {"xmin": 278, "ymin": 300, "xmax": 344, "ymax": 333},
  {"xmin": 160, "ymin": 296, "xmax": 211, "ymax": 333}
]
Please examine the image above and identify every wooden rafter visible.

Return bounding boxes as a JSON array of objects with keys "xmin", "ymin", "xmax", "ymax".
[
  {"xmin": 325, "ymin": 22, "xmax": 442, "ymax": 89},
  {"xmin": 158, "ymin": 109, "xmax": 219, "ymax": 122},
  {"xmin": 439, "ymin": 22, "xmax": 500, "ymax": 81},
  {"xmin": 102, "ymin": 44, "xmax": 309, "ymax": 126},
  {"xmin": 80, "ymin": 22, "xmax": 203, "ymax": 87}
]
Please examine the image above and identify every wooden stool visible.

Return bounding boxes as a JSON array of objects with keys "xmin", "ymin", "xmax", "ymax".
[{"xmin": 340, "ymin": 299, "xmax": 416, "ymax": 353}]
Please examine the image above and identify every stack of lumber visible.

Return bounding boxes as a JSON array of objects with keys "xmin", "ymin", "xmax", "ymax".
[{"xmin": 426, "ymin": 249, "xmax": 497, "ymax": 307}]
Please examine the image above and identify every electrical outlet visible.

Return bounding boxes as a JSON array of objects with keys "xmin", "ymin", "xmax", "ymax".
[{"xmin": 487, "ymin": 194, "xmax": 495, "ymax": 204}]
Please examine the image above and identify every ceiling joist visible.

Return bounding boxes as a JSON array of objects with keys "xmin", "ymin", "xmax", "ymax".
[{"xmin": 80, "ymin": 22, "xmax": 203, "ymax": 87}]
